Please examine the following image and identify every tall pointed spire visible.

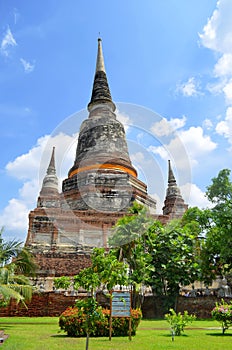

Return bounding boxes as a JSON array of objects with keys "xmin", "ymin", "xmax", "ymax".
[
  {"xmin": 167, "ymin": 159, "xmax": 179, "ymax": 193},
  {"xmin": 88, "ymin": 38, "xmax": 116, "ymax": 112},
  {"xmin": 47, "ymin": 146, "xmax": 56, "ymax": 176},
  {"xmin": 162, "ymin": 160, "xmax": 188, "ymax": 217},
  {"xmin": 37, "ymin": 147, "xmax": 59, "ymax": 208},
  {"xmin": 95, "ymin": 37, "xmax": 106, "ymax": 73}
]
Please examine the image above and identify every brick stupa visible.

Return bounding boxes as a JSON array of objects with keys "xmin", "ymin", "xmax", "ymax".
[{"xmin": 25, "ymin": 39, "xmax": 187, "ymax": 287}]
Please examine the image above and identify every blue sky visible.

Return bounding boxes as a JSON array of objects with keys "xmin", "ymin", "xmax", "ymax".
[{"xmin": 1, "ymin": 0, "xmax": 232, "ymax": 241}]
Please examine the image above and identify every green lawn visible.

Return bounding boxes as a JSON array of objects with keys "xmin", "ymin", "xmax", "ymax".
[{"xmin": 0, "ymin": 317, "xmax": 231, "ymax": 350}]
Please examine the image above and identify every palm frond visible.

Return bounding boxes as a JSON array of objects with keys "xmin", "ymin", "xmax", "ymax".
[
  {"xmin": 14, "ymin": 247, "xmax": 38, "ymax": 276},
  {"xmin": 0, "ymin": 284, "xmax": 24, "ymax": 304}
]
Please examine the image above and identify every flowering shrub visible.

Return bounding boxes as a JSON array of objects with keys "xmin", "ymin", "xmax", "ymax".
[
  {"xmin": 211, "ymin": 299, "xmax": 232, "ymax": 334},
  {"xmin": 165, "ymin": 309, "xmax": 196, "ymax": 337},
  {"xmin": 59, "ymin": 301, "xmax": 142, "ymax": 337}
]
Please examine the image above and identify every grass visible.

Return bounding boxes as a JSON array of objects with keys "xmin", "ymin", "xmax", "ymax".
[{"xmin": 0, "ymin": 317, "xmax": 231, "ymax": 350}]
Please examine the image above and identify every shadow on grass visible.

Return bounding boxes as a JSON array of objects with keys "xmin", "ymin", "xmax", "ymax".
[
  {"xmin": 50, "ymin": 334, "xmax": 134, "ymax": 342},
  {"xmin": 163, "ymin": 334, "xmax": 189, "ymax": 338},
  {"xmin": 0, "ymin": 325, "xmax": 14, "ymax": 330},
  {"xmin": 51, "ymin": 334, "xmax": 69, "ymax": 338},
  {"xmin": 205, "ymin": 333, "xmax": 232, "ymax": 337}
]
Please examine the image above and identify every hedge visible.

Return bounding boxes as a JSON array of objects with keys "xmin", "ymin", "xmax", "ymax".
[{"xmin": 59, "ymin": 306, "xmax": 142, "ymax": 337}]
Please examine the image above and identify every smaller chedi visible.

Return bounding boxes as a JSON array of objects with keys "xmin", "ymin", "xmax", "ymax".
[{"xmin": 25, "ymin": 39, "xmax": 187, "ymax": 286}]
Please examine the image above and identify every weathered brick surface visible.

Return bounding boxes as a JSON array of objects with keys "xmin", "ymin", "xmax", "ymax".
[
  {"xmin": 0, "ymin": 293, "xmax": 226, "ymax": 318},
  {"xmin": 0, "ymin": 293, "xmax": 77, "ymax": 317},
  {"xmin": 176, "ymin": 296, "xmax": 232, "ymax": 318},
  {"xmin": 141, "ymin": 295, "xmax": 230, "ymax": 319},
  {"xmin": 33, "ymin": 251, "xmax": 91, "ymax": 276}
]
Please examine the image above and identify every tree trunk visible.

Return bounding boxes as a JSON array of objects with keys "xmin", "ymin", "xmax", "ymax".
[{"xmin": 85, "ymin": 332, "xmax": 90, "ymax": 350}]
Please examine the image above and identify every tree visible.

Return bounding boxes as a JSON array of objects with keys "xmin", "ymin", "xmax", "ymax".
[
  {"xmin": 54, "ymin": 248, "xmax": 128, "ymax": 350},
  {"xmin": 145, "ymin": 220, "xmax": 200, "ymax": 297},
  {"xmin": 206, "ymin": 169, "xmax": 232, "ymax": 204},
  {"xmin": 109, "ymin": 203, "xmax": 153, "ymax": 307},
  {"xmin": 180, "ymin": 169, "xmax": 232, "ymax": 282},
  {"xmin": 0, "ymin": 228, "xmax": 35, "ymax": 307},
  {"xmin": 181, "ymin": 207, "xmax": 216, "ymax": 284},
  {"xmin": 54, "ymin": 247, "xmax": 128, "ymax": 295},
  {"xmin": 110, "ymin": 203, "xmax": 200, "ymax": 306},
  {"xmin": 205, "ymin": 169, "xmax": 232, "ymax": 274},
  {"xmin": 109, "ymin": 202, "xmax": 152, "ymax": 253},
  {"xmin": 73, "ymin": 248, "xmax": 128, "ymax": 294}
]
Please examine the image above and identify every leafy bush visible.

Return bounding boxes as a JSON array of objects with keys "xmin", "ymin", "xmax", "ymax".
[
  {"xmin": 165, "ymin": 309, "xmax": 196, "ymax": 337},
  {"xmin": 59, "ymin": 299, "xmax": 142, "ymax": 337},
  {"xmin": 211, "ymin": 299, "xmax": 232, "ymax": 334}
]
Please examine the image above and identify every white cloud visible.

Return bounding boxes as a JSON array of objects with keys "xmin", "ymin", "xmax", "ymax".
[
  {"xmin": 116, "ymin": 110, "xmax": 132, "ymax": 132},
  {"xmin": 214, "ymin": 53, "xmax": 232, "ymax": 77},
  {"xmin": 0, "ymin": 26, "xmax": 17, "ymax": 57},
  {"xmin": 150, "ymin": 193, "xmax": 163, "ymax": 214},
  {"xmin": 176, "ymin": 77, "xmax": 201, "ymax": 97},
  {"xmin": 200, "ymin": 0, "xmax": 232, "ymax": 54},
  {"xmin": 179, "ymin": 127, "xmax": 217, "ymax": 159},
  {"xmin": 149, "ymin": 145, "xmax": 169, "ymax": 160},
  {"xmin": 151, "ymin": 116, "xmax": 186, "ymax": 137},
  {"xmin": 13, "ymin": 8, "xmax": 20, "ymax": 25},
  {"xmin": 130, "ymin": 150, "xmax": 157, "ymax": 186},
  {"xmin": 206, "ymin": 78, "xmax": 227, "ymax": 96},
  {"xmin": 202, "ymin": 118, "xmax": 213, "ymax": 130},
  {"xmin": 0, "ymin": 199, "xmax": 29, "ymax": 233},
  {"xmin": 1, "ymin": 132, "xmax": 77, "ymax": 240},
  {"xmin": 201, "ymin": 2, "xmax": 232, "ymax": 149},
  {"xmin": 6, "ymin": 132, "xmax": 77, "ymax": 183},
  {"xmin": 216, "ymin": 106, "xmax": 232, "ymax": 149},
  {"xmin": 170, "ymin": 116, "xmax": 187, "ymax": 130},
  {"xmin": 131, "ymin": 151, "xmax": 145, "ymax": 164},
  {"xmin": 150, "ymin": 183, "xmax": 212, "ymax": 214},
  {"xmin": 6, "ymin": 135, "xmax": 49, "ymax": 181},
  {"xmin": 19, "ymin": 179, "xmax": 40, "ymax": 205},
  {"xmin": 148, "ymin": 183, "xmax": 212, "ymax": 214},
  {"xmin": 20, "ymin": 58, "xmax": 35, "ymax": 73},
  {"xmin": 223, "ymin": 79, "xmax": 232, "ymax": 103},
  {"xmin": 200, "ymin": 0, "xmax": 232, "ymax": 104},
  {"xmin": 149, "ymin": 126, "xmax": 217, "ymax": 169},
  {"xmin": 180, "ymin": 183, "xmax": 212, "ymax": 209}
]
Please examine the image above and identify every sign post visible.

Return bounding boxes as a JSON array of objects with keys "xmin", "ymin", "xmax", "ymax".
[{"xmin": 109, "ymin": 290, "xmax": 132, "ymax": 341}]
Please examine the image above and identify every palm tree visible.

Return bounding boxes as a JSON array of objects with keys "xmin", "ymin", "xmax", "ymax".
[{"xmin": 0, "ymin": 227, "xmax": 36, "ymax": 307}]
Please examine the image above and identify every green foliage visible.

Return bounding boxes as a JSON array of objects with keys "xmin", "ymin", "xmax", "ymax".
[
  {"xmin": 110, "ymin": 204, "xmax": 201, "ymax": 300},
  {"xmin": 211, "ymin": 299, "xmax": 232, "ymax": 334},
  {"xmin": 59, "ymin": 301, "xmax": 142, "ymax": 337},
  {"xmin": 203, "ymin": 169, "xmax": 232, "ymax": 276},
  {"xmin": 127, "ymin": 201, "xmax": 145, "ymax": 214},
  {"xmin": 0, "ymin": 265, "xmax": 33, "ymax": 307},
  {"xmin": 13, "ymin": 247, "xmax": 37, "ymax": 277},
  {"xmin": 146, "ymin": 220, "xmax": 200, "ymax": 297},
  {"xmin": 109, "ymin": 202, "xmax": 152, "ymax": 249},
  {"xmin": 54, "ymin": 248, "xmax": 128, "ymax": 296},
  {"xmin": 206, "ymin": 169, "xmax": 232, "ymax": 204},
  {"xmin": 0, "ymin": 228, "xmax": 22, "ymax": 267},
  {"xmin": 74, "ymin": 248, "xmax": 128, "ymax": 294},
  {"xmin": 165, "ymin": 308, "xmax": 196, "ymax": 337},
  {"xmin": 109, "ymin": 204, "xmax": 154, "ymax": 307},
  {"xmin": 0, "ymin": 228, "xmax": 34, "ymax": 307},
  {"xmin": 181, "ymin": 207, "xmax": 217, "ymax": 284},
  {"xmin": 54, "ymin": 276, "xmax": 71, "ymax": 290},
  {"xmin": 55, "ymin": 248, "xmax": 129, "ymax": 349}
]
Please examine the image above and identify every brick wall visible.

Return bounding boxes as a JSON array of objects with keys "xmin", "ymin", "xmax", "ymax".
[
  {"xmin": 0, "ymin": 293, "xmax": 227, "ymax": 318},
  {"xmin": 176, "ymin": 296, "xmax": 229, "ymax": 318},
  {"xmin": 141, "ymin": 295, "xmax": 231, "ymax": 319},
  {"xmin": 0, "ymin": 292, "xmax": 77, "ymax": 317},
  {"xmin": 34, "ymin": 251, "xmax": 92, "ymax": 277}
]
